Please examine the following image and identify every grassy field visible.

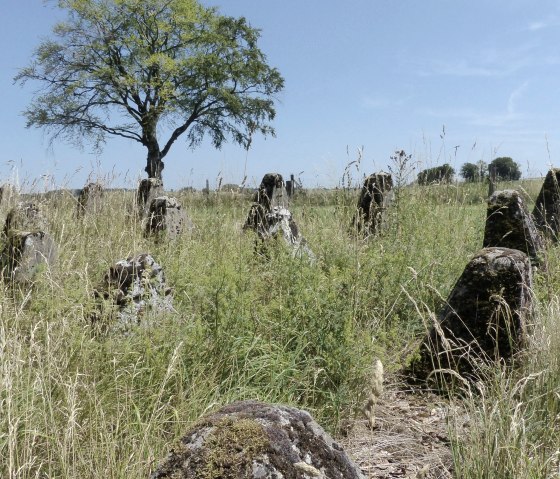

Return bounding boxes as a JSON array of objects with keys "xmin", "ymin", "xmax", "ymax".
[{"xmin": 0, "ymin": 179, "xmax": 558, "ymax": 478}]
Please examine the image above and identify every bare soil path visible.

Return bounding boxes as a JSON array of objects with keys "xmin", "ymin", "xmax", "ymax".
[{"xmin": 340, "ymin": 386, "xmax": 468, "ymax": 479}]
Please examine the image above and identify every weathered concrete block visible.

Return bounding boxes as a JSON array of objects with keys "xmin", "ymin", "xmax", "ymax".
[
  {"xmin": 145, "ymin": 196, "xmax": 193, "ymax": 239},
  {"xmin": 1, "ymin": 231, "xmax": 57, "ymax": 282},
  {"xmin": 93, "ymin": 253, "xmax": 173, "ymax": 331},
  {"xmin": 410, "ymin": 248, "xmax": 532, "ymax": 384},
  {"xmin": 3, "ymin": 203, "xmax": 47, "ymax": 238},
  {"xmin": 483, "ymin": 190, "xmax": 544, "ymax": 265},
  {"xmin": 151, "ymin": 400, "xmax": 364, "ymax": 479},
  {"xmin": 244, "ymin": 174, "xmax": 312, "ymax": 259},
  {"xmin": 244, "ymin": 205, "xmax": 314, "ymax": 259},
  {"xmin": 253, "ymin": 173, "xmax": 289, "ymax": 210},
  {"xmin": 137, "ymin": 178, "xmax": 164, "ymax": 216},
  {"xmin": 352, "ymin": 172, "xmax": 393, "ymax": 236},
  {"xmin": 533, "ymin": 168, "xmax": 560, "ymax": 240},
  {"xmin": 2, "ymin": 202, "xmax": 48, "ymax": 238},
  {"xmin": 77, "ymin": 182, "xmax": 104, "ymax": 217}
]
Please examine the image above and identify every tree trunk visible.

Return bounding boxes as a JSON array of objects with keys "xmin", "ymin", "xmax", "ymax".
[
  {"xmin": 145, "ymin": 144, "xmax": 164, "ymax": 180},
  {"xmin": 143, "ymin": 118, "xmax": 164, "ymax": 180},
  {"xmin": 145, "ymin": 148, "xmax": 164, "ymax": 180}
]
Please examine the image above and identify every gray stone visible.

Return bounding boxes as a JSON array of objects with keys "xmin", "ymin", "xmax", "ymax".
[
  {"xmin": 151, "ymin": 400, "xmax": 364, "ymax": 479},
  {"xmin": 352, "ymin": 172, "xmax": 393, "ymax": 236},
  {"xmin": 3, "ymin": 202, "xmax": 47, "ymax": 238},
  {"xmin": 93, "ymin": 253, "xmax": 173, "ymax": 332},
  {"xmin": 145, "ymin": 196, "xmax": 193, "ymax": 239},
  {"xmin": 244, "ymin": 174, "xmax": 312, "ymax": 259},
  {"xmin": 244, "ymin": 205, "xmax": 314, "ymax": 259},
  {"xmin": 1, "ymin": 231, "xmax": 57, "ymax": 282},
  {"xmin": 253, "ymin": 173, "xmax": 289, "ymax": 210},
  {"xmin": 137, "ymin": 178, "xmax": 164, "ymax": 216},
  {"xmin": 77, "ymin": 182, "xmax": 104, "ymax": 217},
  {"xmin": 532, "ymin": 168, "xmax": 560, "ymax": 240},
  {"xmin": 483, "ymin": 190, "xmax": 544, "ymax": 265},
  {"xmin": 410, "ymin": 247, "xmax": 533, "ymax": 384}
]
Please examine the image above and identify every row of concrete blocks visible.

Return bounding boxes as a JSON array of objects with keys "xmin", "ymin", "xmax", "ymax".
[
  {"xmin": 2, "ymin": 174, "xmax": 560, "ymax": 477},
  {"xmin": 205, "ymin": 170, "xmax": 553, "ymax": 389},
  {"xmin": 80, "ymin": 179, "xmax": 194, "ymax": 238},
  {"xmin": 0, "ymin": 178, "xmax": 366, "ymax": 478},
  {"xmin": 407, "ymin": 170, "xmax": 560, "ymax": 388},
  {"xmin": 0, "ymin": 180, "xmax": 195, "ymax": 282},
  {"xmin": 335, "ymin": 170, "xmax": 558, "ymax": 389}
]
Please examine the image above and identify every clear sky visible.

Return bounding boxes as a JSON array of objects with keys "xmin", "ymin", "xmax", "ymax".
[{"xmin": 2, "ymin": 0, "xmax": 560, "ymax": 190}]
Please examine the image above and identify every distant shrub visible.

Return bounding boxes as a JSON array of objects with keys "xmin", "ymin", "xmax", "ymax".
[
  {"xmin": 488, "ymin": 157, "xmax": 521, "ymax": 181},
  {"xmin": 417, "ymin": 163, "xmax": 455, "ymax": 185},
  {"xmin": 460, "ymin": 162, "xmax": 487, "ymax": 182}
]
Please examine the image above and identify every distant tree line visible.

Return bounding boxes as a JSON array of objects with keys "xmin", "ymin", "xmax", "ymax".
[
  {"xmin": 460, "ymin": 157, "xmax": 521, "ymax": 182},
  {"xmin": 416, "ymin": 157, "xmax": 521, "ymax": 186},
  {"xmin": 417, "ymin": 163, "xmax": 455, "ymax": 185}
]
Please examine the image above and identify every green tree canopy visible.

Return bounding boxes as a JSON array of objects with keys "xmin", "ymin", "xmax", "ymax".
[
  {"xmin": 489, "ymin": 157, "xmax": 521, "ymax": 181},
  {"xmin": 15, "ymin": 0, "xmax": 284, "ymax": 180},
  {"xmin": 460, "ymin": 161, "xmax": 487, "ymax": 182},
  {"xmin": 417, "ymin": 163, "xmax": 455, "ymax": 185}
]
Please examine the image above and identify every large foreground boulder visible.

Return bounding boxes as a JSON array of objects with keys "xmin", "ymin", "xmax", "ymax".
[
  {"xmin": 533, "ymin": 168, "xmax": 560, "ymax": 240},
  {"xmin": 93, "ymin": 253, "xmax": 173, "ymax": 331},
  {"xmin": 1, "ymin": 231, "xmax": 57, "ymax": 282},
  {"xmin": 410, "ymin": 248, "xmax": 533, "ymax": 384},
  {"xmin": 151, "ymin": 400, "xmax": 364, "ymax": 479},
  {"xmin": 351, "ymin": 172, "xmax": 393, "ymax": 236},
  {"xmin": 483, "ymin": 190, "xmax": 544, "ymax": 264}
]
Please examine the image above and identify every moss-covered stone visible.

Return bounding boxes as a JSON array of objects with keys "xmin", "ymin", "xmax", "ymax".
[
  {"xmin": 151, "ymin": 400, "xmax": 364, "ymax": 479},
  {"xmin": 76, "ymin": 182, "xmax": 103, "ymax": 217},
  {"xmin": 483, "ymin": 189, "xmax": 544, "ymax": 265},
  {"xmin": 532, "ymin": 168, "xmax": 560, "ymax": 240},
  {"xmin": 137, "ymin": 178, "xmax": 164, "ymax": 217},
  {"xmin": 145, "ymin": 196, "xmax": 193, "ymax": 239},
  {"xmin": 351, "ymin": 172, "xmax": 393, "ymax": 236},
  {"xmin": 409, "ymin": 247, "xmax": 533, "ymax": 386},
  {"xmin": 252, "ymin": 173, "xmax": 287, "ymax": 210},
  {"xmin": 92, "ymin": 253, "xmax": 173, "ymax": 332},
  {"xmin": 1, "ymin": 230, "xmax": 57, "ymax": 282},
  {"xmin": 2, "ymin": 202, "xmax": 47, "ymax": 238},
  {"xmin": 244, "ymin": 174, "xmax": 313, "ymax": 259}
]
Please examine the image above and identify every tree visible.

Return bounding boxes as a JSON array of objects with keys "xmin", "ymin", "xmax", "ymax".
[
  {"xmin": 488, "ymin": 157, "xmax": 521, "ymax": 181},
  {"xmin": 15, "ymin": 0, "xmax": 284, "ymax": 180},
  {"xmin": 460, "ymin": 161, "xmax": 487, "ymax": 182},
  {"xmin": 417, "ymin": 163, "xmax": 455, "ymax": 185}
]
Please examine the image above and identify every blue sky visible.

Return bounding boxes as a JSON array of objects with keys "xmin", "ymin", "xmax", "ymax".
[{"xmin": 2, "ymin": 0, "xmax": 560, "ymax": 190}]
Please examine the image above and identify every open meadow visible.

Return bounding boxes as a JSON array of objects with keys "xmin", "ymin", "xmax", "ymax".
[{"xmin": 1, "ymin": 179, "xmax": 558, "ymax": 478}]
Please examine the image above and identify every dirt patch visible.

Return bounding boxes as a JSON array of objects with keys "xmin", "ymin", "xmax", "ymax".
[{"xmin": 340, "ymin": 385, "xmax": 468, "ymax": 478}]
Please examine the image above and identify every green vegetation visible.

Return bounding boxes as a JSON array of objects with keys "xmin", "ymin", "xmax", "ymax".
[
  {"xmin": 0, "ymin": 178, "xmax": 558, "ymax": 478},
  {"xmin": 460, "ymin": 160, "xmax": 488, "ymax": 183},
  {"xmin": 417, "ymin": 163, "xmax": 455, "ymax": 185},
  {"xmin": 489, "ymin": 156, "xmax": 522, "ymax": 181},
  {"xmin": 15, "ymin": 0, "xmax": 284, "ymax": 179}
]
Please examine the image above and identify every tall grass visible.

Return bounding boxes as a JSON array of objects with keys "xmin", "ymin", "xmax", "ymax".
[
  {"xmin": 0, "ymin": 178, "xmax": 558, "ymax": 478},
  {"xmin": 449, "ymin": 262, "xmax": 560, "ymax": 479}
]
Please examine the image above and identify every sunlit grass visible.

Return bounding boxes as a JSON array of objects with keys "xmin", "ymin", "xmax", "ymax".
[{"xmin": 0, "ymin": 177, "xmax": 557, "ymax": 478}]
